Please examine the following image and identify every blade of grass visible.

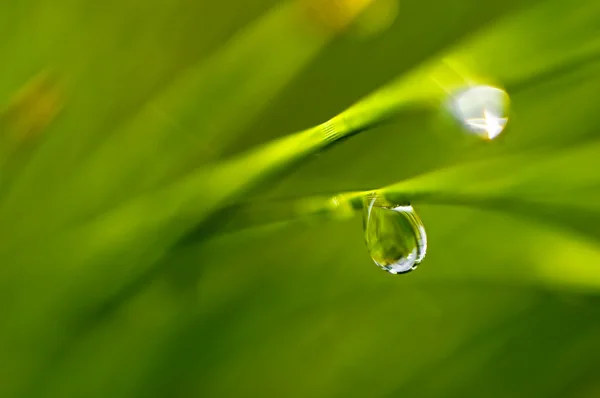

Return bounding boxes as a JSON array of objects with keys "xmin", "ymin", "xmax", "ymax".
[
  {"xmin": 180, "ymin": 41, "xmax": 600, "ymax": 243},
  {"xmin": 206, "ymin": 137, "xmax": 600, "ymax": 242},
  {"xmin": 0, "ymin": 0, "xmax": 337, "ymax": 246}
]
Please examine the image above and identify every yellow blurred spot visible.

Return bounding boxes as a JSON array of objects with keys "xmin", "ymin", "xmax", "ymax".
[
  {"xmin": 1, "ymin": 71, "xmax": 64, "ymax": 144},
  {"xmin": 301, "ymin": 0, "xmax": 375, "ymax": 33},
  {"xmin": 351, "ymin": 0, "xmax": 399, "ymax": 37}
]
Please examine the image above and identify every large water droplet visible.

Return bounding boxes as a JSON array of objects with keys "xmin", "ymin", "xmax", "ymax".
[
  {"xmin": 450, "ymin": 85, "xmax": 509, "ymax": 140},
  {"xmin": 363, "ymin": 197, "xmax": 427, "ymax": 275}
]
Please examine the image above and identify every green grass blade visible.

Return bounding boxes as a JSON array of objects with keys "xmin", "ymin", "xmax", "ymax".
[
  {"xmin": 209, "ymin": 138, "xmax": 600, "ymax": 242},
  {"xmin": 0, "ymin": 0, "xmax": 333, "ymax": 245}
]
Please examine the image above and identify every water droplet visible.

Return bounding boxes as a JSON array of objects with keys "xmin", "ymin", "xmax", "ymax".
[
  {"xmin": 450, "ymin": 85, "xmax": 509, "ymax": 140},
  {"xmin": 363, "ymin": 197, "xmax": 427, "ymax": 275}
]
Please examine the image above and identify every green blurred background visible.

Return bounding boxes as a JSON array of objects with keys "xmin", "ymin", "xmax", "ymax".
[{"xmin": 1, "ymin": 0, "xmax": 600, "ymax": 397}]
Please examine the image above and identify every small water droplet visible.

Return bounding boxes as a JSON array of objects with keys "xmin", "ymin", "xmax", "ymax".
[
  {"xmin": 450, "ymin": 85, "xmax": 509, "ymax": 140},
  {"xmin": 363, "ymin": 197, "xmax": 427, "ymax": 275}
]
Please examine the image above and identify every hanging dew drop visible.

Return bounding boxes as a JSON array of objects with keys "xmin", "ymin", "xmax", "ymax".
[
  {"xmin": 450, "ymin": 85, "xmax": 509, "ymax": 140},
  {"xmin": 362, "ymin": 197, "xmax": 427, "ymax": 275}
]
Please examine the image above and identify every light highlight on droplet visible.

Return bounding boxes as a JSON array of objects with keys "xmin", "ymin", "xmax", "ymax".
[
  {"xmin": 450, "ymin": 85, "xmax": 509, "ymax": 140},
  {"xmin": 363, "ymin": 197, "xmax": 427, "ymax": 275}
]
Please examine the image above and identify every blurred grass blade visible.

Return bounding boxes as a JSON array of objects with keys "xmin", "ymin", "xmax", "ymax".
[
  {"xmin": 0, "ymin": 0, "xmax": 339, "ymax": 245},
  {"xmin": 0, "ymin": 0, "xmax": 558, "ymax": 247}
]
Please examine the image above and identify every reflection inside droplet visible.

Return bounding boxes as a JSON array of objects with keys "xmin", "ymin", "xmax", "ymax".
[
  {"xmin": 450, "ymin": 85, "xmax": 509, "ymax": 140},
  {"xmin": 363, "ymin": 197, "xmax": 427, "ymax": 275}
]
